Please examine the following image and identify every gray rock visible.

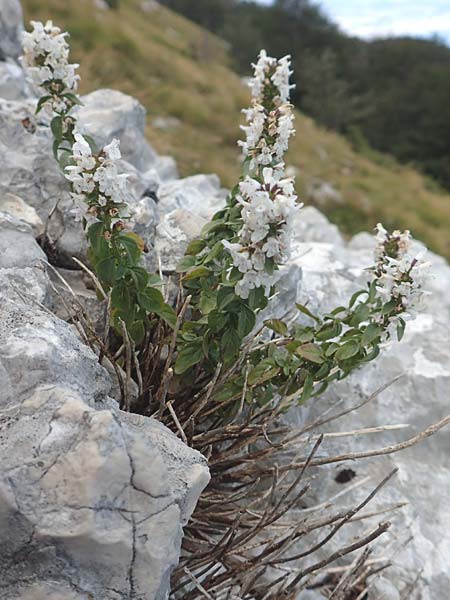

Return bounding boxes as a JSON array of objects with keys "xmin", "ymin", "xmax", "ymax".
[
  {"xmin": 0, "ymin": 296, "xmax": 209, "ymax": 599},
  {"xmin": 0, "ymin": 58, "xmax": 28, "ymax": 99},
  {"xmin": 76, "ymin": 89, "xmax": 158, "ymax": 172},
  {"xmin": 154, "ymin": 174, "xmax": 226, "ymax": 270},
  {"xmin": 0, "ymin": 210, "xmax": 48, "ymax": 304},
  {"xmin": 0, "ymin": 194, "xmax": 209, "ymax": 599},
  {"xmin": 0, "ymin": 0, "xmax": 23, "ymax": 60},
  {"xmin": 0, "ymin": 192, "xmax": 44, "ymax": 234},
  {"xmin": 155, "ymin": 208, "xmax": 208, "ymax": 271},
  {"xmin": 157, "ymin": 174, "xmax": 226, "ymax": 220},
  {"xmin": 282, "ymin": 211, "xmax": 450, "ymax": 599},
  {"xmin": 0, "ymin": 96, "xmax": 159, "ymax": 266}
]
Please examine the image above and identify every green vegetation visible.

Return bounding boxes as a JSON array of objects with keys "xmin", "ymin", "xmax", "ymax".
[
  {"xmin": 22, "ymin": 0, "xmax": 450, "ymax": 260},
  {"xmin": 162, "ymin": 0, "xmax": 450, "ymax": 192}
]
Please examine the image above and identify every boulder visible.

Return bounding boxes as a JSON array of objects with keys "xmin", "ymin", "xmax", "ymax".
[
  {"xmin": 157, "ymin": 173, "xmax": 226, "ymax": 220},
  {"xmin": 0, "ymin": 192, "xmax": 44, "ymax": 234},
  {"xmin": 0, "ymin": 58, "xmax": 28, "ymax": 100},
  {"xmin": 0, "ymin": 210, "xmax": 48, "ymax": 304},
  {"xmin": 0, "ymin": 0, "xmax": 23, "ymax": 60},
  {"xmin": 281, "ymin": 207, "xmax": 450, "ymax": 599},
  {"xmin": 76, "ymin": 89, "xmax": 158, "ymax": 172},
  {"xmin": 154, "ymin": 174, "xmax": 226, "ymax": 270},
  {"xmin": 0, "ymin": 96, "xmax": 160, "ymax": 266},
  {"xmin": 0, "ymin": 204, "xmax": 210, "ymax": 599}
]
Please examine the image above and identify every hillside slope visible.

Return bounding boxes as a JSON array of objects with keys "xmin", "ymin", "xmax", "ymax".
[{"xmin": 22, "ymin": 0, "xmax": 450, "ymax": 258}]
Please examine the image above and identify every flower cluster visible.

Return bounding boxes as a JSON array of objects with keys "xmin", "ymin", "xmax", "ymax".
[
  {"xmin": 65, "ymin": 133, "xmax": 129, "ymax": 229},
  {"xmin": 239, "ymin": 50, "xmax": 295, "ymax": 169},
  {"xmin": 223, "ymin": 52, "xmax": 299, "ymax": 299},
  {"xmin": 225, "ymin": 167, "xmax": 299, "ymax": 298},
  {"xmin": 372, "ymin": 223, "xmax": 430, "ymax": 334},
  {"xmin": 22, "ymin": 20, "xmax": 79, "ymax": 116}
]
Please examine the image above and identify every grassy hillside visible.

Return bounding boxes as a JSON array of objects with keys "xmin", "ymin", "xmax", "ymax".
[{"xmin": 22, "ymin": 0, "xmax": 450, "ymax": 259}]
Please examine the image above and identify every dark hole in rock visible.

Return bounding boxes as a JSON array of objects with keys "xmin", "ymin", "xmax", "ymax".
[{"xmin": 335, "ymin": 468, "xmax": 356, "ymax": 484}]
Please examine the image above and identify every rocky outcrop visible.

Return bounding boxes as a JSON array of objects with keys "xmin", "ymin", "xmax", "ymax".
[
  {"xmin": 0, "ymin": 215, "xmax": 210, "ymax": 600},
  {"xmin": 0, "ymin": 0, "xmax": 23, "ymax": 60},
  {"xmin": 1, "ymin": 5, "xmax": 450, "ymax": 599},
  {"xmin": 281, "ymin": 207, "xmax": 450, "ymax": 600}
]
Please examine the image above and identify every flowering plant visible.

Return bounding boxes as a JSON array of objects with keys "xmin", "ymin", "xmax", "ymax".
[
  {"xmin": 22, "ymin": 21, "xmax": 176, "ymax": 342},
  {"xmin": 23, "ymin": 21, "xmax": 429, "ymax": 413}
]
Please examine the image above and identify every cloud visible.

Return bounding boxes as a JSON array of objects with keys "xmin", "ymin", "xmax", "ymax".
[{"xmin": 318, "ymin": 0, "xmax": 450, "ymax": 42}]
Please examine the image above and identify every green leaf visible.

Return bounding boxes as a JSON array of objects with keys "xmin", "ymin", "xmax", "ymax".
[
  {"xmin": 217, "ymin": 286, "xmax": 236, "ymax": 311},
  {"xmin": 208, "ymin": 310, "xmax": 228, "ymax": 333},
  {"xmin": 296, "ymin": 303, "xmax": 321, "ymax": 323},
  {"xmin": 382, "ymin": 299, "xmax": 398, "ymax": 315},
  {"xmin": 294, "ymin": 327, "xmax": 315, "ymax": 343},
  {"xmin": 300, "ymin": 373, "xmax": 314, "ymax": 404},
  {"xmin": 362, "ymin": 323, "xmax": 382, "ymax": 346},
  {"xmin": 184, "ymin": 266, "xmax": 211, "ymax": 281},
  {"xmin": 199, "ymin": 291, "xmax": 217, "ymax": 315},
  {"xmin": 83, "ymin": 134, "xmax": 98, "ymax": 153},
  {"xmin": 154, "ymin": 303, "xmax": 177, "ymax": 329},
  {"xmin": 129, "ymin": 320, "xmax": 145, "ymax": 344},
  {"xmin": 176, "ymin": 255, "xmax": 196, "ymax": 273},
  {"xmin": 221, "ymin": 328, "xmax": 241, "ymax": 363},
  {"xmin": 335, "ymin": 341, "xmax": 360, "ymax": 361},
  {"xmin": 96, "ymin": 256, "xmax": 116, "ymax": 288},
  {"xmin": 117, "ymin": 233, "xmax": 142, "ymax": 265},
  {"xmin": 130, "ymin": 266, "xmax": 149, "ymax": 291},
  {"xmin": 63, "ymin": 92, "xmax": 83, "ymax": 106},
  {"xmin": 296, "ymin": 343, "xmax": 325, "ymax": 364},
  {"xmin": 350, "ymin": 304, "xmax": 371, "ymax": 326},
  {"xmin": 248, "ymin": 286, "xmax": 267, "ymax": 310},
  {"xmin": 50, "ymin": 116, "xmax": 63, "ymax": 141},
  {"xmin": 137, "ymin": 287, "xmax": 165, "ymax": 312},
  {"xmin": 203, "ymin": 241, "xmax": 223, "ymax": 264},
  {"xmin": 325, "ymin": 342, "xmax": 339, "ymax": 357},
  {"xmin": 174, "ymin": 343, "xmax": 204, "ymax": 374},
  {"xmin": 35, "ymin": 95, "xmax": 51, "ymax": 114},
  {"xmin": 349, "ymin": 289, "xmax": 368, "ymax": 308},
  {"xmin": 248, "ymin": 361, "xmax": 280, "ymax": 386},
  {"xmin": 265, "ymin": 319, "xmax": 288, "ymax": 336},
  {"xmin": 397, "ymin": 318, "xmax": 406, "ymax": 341},
  {"xmin": 52, "ymin": 139, "xmax": 60, "ymax": 160},
  {"xmin": 237, "ymin": 305, "xmax": 256, "ymax": 338},
  {"xmin": 58, "ymin": 150, "xmax": 72, "ymax": 170},
  {"xmin": 316, "ymin": 321, "xmax": 342, "ymax": 341},
  {"xmin": 185, "ymin": 239, "xmax": 207, "ymax": 256}
]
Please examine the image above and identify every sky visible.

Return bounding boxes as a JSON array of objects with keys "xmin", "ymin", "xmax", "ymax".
[{"xmin": 257, "ymin": 0, "xmax": 450, "ymax": 44}]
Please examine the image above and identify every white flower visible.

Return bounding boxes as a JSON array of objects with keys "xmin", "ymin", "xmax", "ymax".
[
  {"xmin": 72, "ymin": 133, "xmax": 96, "ymax": 170},
  {"xmin": 271, "ymin": 55, "xmax": 295, "ymax": 103},
  {"xmin": 226, "ymin": 165, "xmax": 299, "ymax": 298},
  {"xmin": 372, "ymin": 223, "xmax": 431, "ymax": 330},
  {"xmin": 103, "ymin": 138, "xmax": 121, "ymax": 161},
  {"xmin": 21, "ymin": 20, "xmax": 80, "ymax": 108},
  {"xmin": 240, "ymin": 51, "xmax": 295, "ymax": 169},
  {"xmin": 64, "ymin": 133, "xmax": 129, "ymax": 226}
]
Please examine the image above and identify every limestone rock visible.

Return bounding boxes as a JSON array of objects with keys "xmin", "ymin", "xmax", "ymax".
[
  {"xmin": 157, "ymin": 174, "xmax": 226, "ymax": 220},
  {"xmin": 0, "ymin": 192, "xmax": 44, "ymax": 234},
  {"xmin": 0, "ymin": 202, "xmax": 209, "ymax": 599},
  {"xmin": 155, "ymin": 208, "xmax": 208, "ymax": 271},
  {"xmin": 76, "ymin": 89, "xmax": 158, "ymax": 172},
  {"xmin": 281, "ymin": 209, "xmax": 450, "ymax": 600},
  {"xmin": 0, "ymin": 210, "xmax": 48, "ymax": 304},
  {"xmin": 0, "ymin": 0, "xmax": 23, "ymax": 60},
  {"xmin": 0, "ymin": 58, "xmax": 28, "ymax": 99},
  {"xmin": 0, "ymin": 96, "xmax": 159, "ymax": 266},
  {"xmin": 154, "ymin": 174, "xmax": 226, "ymax": 270}
]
